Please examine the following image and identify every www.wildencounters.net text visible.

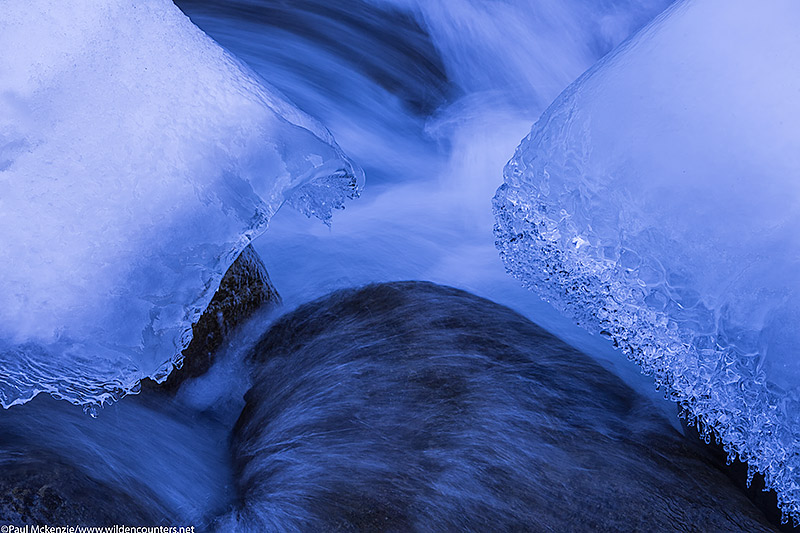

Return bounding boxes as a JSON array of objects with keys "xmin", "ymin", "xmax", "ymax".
[{"xmin": 1, "ymin": 525, "xmax": 195, "ymax": 533}]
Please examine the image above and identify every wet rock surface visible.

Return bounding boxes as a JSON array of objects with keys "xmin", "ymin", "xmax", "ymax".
[
  {"xmin": 231, "ymin": 281, "xmax": 777, "ymax": 532},
  {"xmin": 680, "ymin": 415, "xmax": 799, "ymax": 532},
  {"xmin": 0, "ymin": 245, "xmax": 276, "ymax": 529},
  {"xmin": 146, "ymin": 244, "xmax": 280, "ymax": 393},
  {"xmin": 0, "ymin": 449, "xmax": 168, "ymax": 527}
]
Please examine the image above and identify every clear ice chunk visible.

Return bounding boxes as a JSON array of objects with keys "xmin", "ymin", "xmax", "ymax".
[{"xmin": 493, "ymin": 0, "xmax": 800, "ymax": 522}]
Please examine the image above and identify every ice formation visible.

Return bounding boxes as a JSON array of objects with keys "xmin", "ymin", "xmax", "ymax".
[
  {"xmin": 0, "ymin": 0, "xmax": 362, "ymax": 409},
  {"xmin": 494, "ymin": 0, "xmax": 800, "ymax": 522}
]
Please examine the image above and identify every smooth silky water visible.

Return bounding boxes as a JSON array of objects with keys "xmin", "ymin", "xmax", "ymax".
[{"xmin": 4, "ymin": 0, "xmax": 790, "ymax": 529}]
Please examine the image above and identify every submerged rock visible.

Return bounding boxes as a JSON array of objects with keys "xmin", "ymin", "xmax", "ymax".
[
  {"xmin": 0, "ymin": 245, "xmax": 276, "ymax": 527},
  {"xmin": 680, "ymin": 415, "xmax": 799, "ymax": 532},
  {"xmin": 146, "ymin": 244, "xmax": 281, "ymax": 393},
  {"xmin": 227, "ymin": 281, "xmax": 776, "ymax": 532},
  {"xmin": 0, "ymin": 391, "xmax": 233, "ymax": 530},
  {"xmin": 0, "ymin": 450, "xmax": 169, "ymax": 527}
]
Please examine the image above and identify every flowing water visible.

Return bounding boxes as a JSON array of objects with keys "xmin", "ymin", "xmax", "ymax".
[
  {"xmin": 176, "ymin": 0, "xmax": 674, "ymax": 406},
  {"xmin": 4, "ymin": 0, "xmax": 794, "ymax": 529}
]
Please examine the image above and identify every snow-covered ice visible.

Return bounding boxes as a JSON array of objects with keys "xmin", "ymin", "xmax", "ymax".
[{"xmin": 0, "ymin": 0, "xmax": 361, "ymax": 409}]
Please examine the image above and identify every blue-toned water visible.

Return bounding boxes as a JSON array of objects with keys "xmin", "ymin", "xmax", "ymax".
[
  {"xmin": 1, "ymin": 0, "xmax": 795, "ymax": 529},
  {"xmin": 180, "ymin": 0, "xmax": 675, "ymax": 405}
]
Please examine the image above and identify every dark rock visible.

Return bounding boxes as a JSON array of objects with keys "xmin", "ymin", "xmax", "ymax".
[
  {"xmin": 680, "ymin": 413, "xmax": 798, "ymax": 532},
  {"xmin": 145, "ymin": 244, "xmax": 280, "ymax": 393},
  {"xmin": 0, "ymin": 450, "xmax": 169, "ymax": 527},
  {"xmin": 229, "ymin": 281, "xmax": 777, "ymax": 532}
]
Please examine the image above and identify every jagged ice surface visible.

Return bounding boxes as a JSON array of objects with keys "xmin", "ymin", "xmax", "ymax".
[
  {"xmin": 494, "ymin": 0, "xmax": 800, "ymax": 522},
  {"xmin": 0, "ymin": 0, "xmax": 361, "ymax": 410}
]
